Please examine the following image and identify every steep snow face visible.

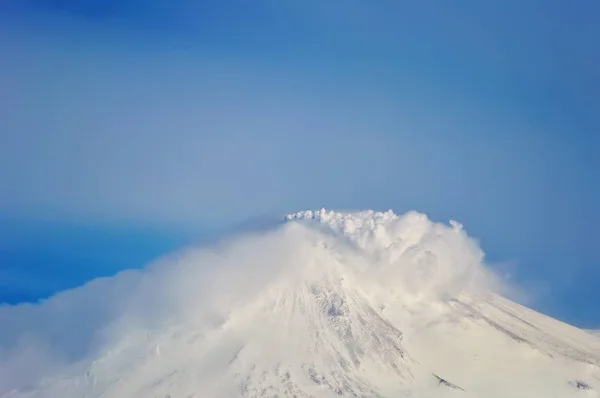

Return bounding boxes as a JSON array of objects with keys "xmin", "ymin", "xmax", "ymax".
[
  {"xmin": 2, "ymin": 210, "xmax": 600, "ymax": 398},
  {"xmin": 215, "ymin": 273, "xmax": 416, "ymax": 397}
]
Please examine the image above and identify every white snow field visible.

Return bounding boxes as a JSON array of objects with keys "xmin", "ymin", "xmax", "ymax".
[
  {"xmin": 1, "ymin": 209, "xmax": 599, "ymax": 398},
  {"xmin": 588, "ymin": 331, "xmax": 600, "ymax": 339}
]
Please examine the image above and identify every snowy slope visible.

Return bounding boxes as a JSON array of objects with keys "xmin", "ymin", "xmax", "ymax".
[{"xmin": 1, "ymin": 209, "xmax": 599, "ymax": 398}]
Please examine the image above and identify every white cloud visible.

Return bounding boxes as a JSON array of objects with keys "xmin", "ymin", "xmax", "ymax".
[
  {"xmin": 0, "ymin": 210, "xmax": 510, "ymax": 391},
  {"xmin": 0, "ymin": 209, "xmax": 510, "ymax": 393},
  {"xmin": 287, "ymin": 209, "xmax": 510, "ymax": 300}
]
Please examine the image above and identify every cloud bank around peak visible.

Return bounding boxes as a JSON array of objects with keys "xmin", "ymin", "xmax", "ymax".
[
  {"xmin": 0, "ymin": 209, "xmax": 511, "ymax": 393},
  {"xmin": 287, "ymin": 209, "xmax": 511, "ymax": 300}
]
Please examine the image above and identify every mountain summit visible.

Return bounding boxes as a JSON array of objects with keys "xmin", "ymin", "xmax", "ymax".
[{"xmin": 2, "ymin": 210, "xmax": 599, "ymax": 398}]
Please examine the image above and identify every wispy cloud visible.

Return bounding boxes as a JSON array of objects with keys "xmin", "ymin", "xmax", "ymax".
[{"xmin": 0, "ymin": 210, "xmax": 510, "ymax": 393}]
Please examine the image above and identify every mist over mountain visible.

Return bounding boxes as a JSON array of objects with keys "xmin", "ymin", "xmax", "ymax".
[{"xmin": 1, "ymin": 210, "xmax": 599, "ymax": 397}]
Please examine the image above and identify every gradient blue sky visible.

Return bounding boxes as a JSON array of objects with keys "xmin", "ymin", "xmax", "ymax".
[{"xmin": 1, "ymin": 1, "xmax": 598, "ymax": 327}]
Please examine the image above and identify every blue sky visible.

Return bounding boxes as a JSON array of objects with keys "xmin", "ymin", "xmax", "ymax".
[{"xmin": 1, "ymin": 1, "xmax": 599, "ymax": 327}]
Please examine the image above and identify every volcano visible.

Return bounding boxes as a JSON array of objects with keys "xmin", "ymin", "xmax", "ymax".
[{"xmin": 2, "ymin": 210, "xmax": 599, "ymax": 398}]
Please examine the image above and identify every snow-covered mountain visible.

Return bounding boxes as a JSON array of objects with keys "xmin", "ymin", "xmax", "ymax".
[
  {"xmin": 1, "ymin": 210, "xmax": 599, "ymax": 398},
  {"xmin": 588, "ymin": 330, "xmax": 600, "ymax": 339}
]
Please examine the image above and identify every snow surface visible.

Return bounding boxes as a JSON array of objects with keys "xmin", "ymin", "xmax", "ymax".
[{"xmin": 1, "ymin": 209, "xmax": 599, "ymax": 398}]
